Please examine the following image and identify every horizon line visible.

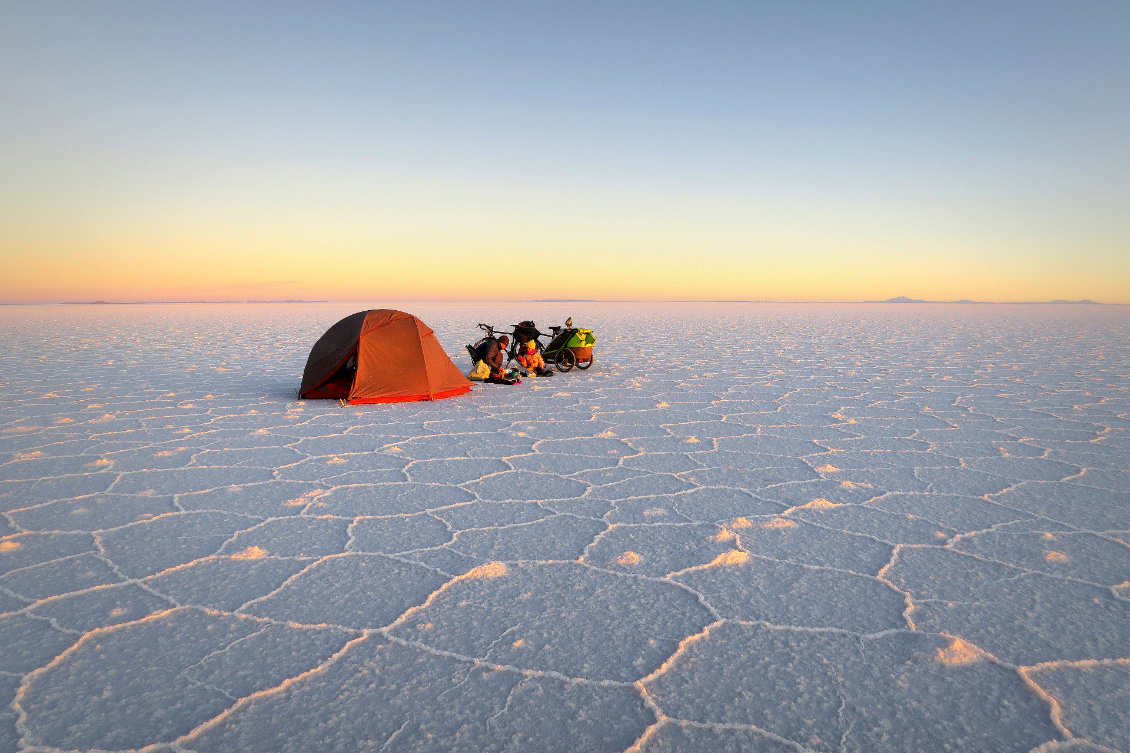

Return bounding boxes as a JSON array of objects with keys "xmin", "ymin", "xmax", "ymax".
[{"xmin": 0, "ymin": 298, "xmax": 1113, "ymax": 306}]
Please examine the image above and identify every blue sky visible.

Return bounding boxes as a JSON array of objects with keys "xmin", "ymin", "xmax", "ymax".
[{"xmin": 2, "ymin": 1, "xmax": 1128, "ymax": 302}]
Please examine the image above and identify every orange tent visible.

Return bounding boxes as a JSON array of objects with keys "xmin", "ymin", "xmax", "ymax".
[{"xmin": 299, "ymin": 310, "xmax": 471, "ymax": 404}]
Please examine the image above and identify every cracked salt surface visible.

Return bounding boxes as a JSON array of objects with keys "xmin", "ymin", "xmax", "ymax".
[{"xmin": 1, "ymin": 302, "xmax": 1128, "ymax": 752}]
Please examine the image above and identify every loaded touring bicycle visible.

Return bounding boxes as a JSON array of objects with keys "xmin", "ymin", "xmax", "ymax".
[{"xmin": 468, "ymin": 319, "xmax": 596, "ymax": 374}]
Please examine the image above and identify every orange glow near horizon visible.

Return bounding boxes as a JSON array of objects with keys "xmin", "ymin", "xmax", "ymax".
[
  {"xmin": 5, "ymin": 219, "xmax": 1127, "ymax": 304},
  {"xmin": 6, "ymin": 157, "xmax": 1127, "ymax": 304},
  {"xmin": 3, "ymin": 174, "xmax": 1126, "ymax": 304}
]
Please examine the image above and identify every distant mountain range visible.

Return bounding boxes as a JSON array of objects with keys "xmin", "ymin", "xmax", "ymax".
[{"xmin": 871, "ymin": 297, "xmax": 1102, "ymax": 304}]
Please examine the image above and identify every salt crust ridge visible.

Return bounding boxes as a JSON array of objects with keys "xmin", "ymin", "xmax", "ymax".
[{"xmin": 0, "ymin": 302, "xmax": 1127, "ymax": 752}]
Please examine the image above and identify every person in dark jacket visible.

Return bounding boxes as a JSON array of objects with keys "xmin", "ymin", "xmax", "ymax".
[{"xmin": 475, "ymin": 335, "xmax": 510, "ymax": 376}]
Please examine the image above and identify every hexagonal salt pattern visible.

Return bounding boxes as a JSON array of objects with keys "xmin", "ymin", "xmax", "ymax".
[{"xmin": 1, "ymin": 301, "xmax": 1127, "ymax": 752}]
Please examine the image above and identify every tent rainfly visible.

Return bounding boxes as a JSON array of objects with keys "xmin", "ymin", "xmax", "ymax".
[{"xmin": 299, "ymin": 310, "xmax": 471, "ymax": 404}]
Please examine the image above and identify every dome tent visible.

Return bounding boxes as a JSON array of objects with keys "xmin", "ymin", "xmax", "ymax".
[{"xmin": 300, "ymin": 310, "xmax": 471, "ymax": 404}]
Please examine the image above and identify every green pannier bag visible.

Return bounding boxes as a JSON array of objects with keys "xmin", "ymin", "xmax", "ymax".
[{"xmin": 566, "ymin": 329, "xmax": 596, "ymax": 348}]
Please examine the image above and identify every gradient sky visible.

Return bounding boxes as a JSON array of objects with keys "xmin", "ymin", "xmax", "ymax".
[{"xmin": 2, "ymin": 1, "xmax": 1128, "ymax": 303}]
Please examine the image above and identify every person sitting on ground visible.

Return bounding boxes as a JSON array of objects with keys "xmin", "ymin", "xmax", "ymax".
[
  {"xmin": 516, "ymin": 339, "xmax": 553, "ymax": 377},
  {"xmin": 475, "ymin": 335, "xmax": 512, "ymax": 380}
]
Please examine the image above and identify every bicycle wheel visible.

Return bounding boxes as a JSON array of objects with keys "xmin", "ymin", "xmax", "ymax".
[{"xmin": 554, "ymin": 349, "xmax": 576, "ymax": 372}]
